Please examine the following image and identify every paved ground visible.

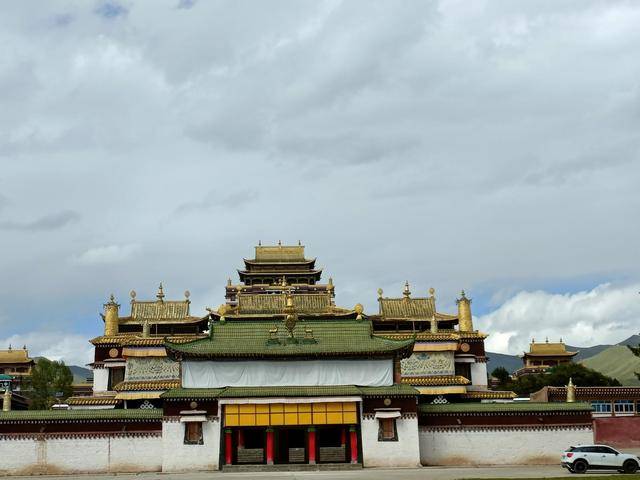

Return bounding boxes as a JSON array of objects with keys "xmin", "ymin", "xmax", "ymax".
[{"xmin": 4, "ymin": 466, "xmax": 627, "ymax": 480}]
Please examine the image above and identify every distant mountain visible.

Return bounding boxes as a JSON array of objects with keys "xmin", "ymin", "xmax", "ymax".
[
  {"xmin": 486, "ymin": 351, "xmax": 523, "ymax": 376},
  {"xmin": 68, "ymin": 365, "xmax": 92, "ymax": 384},
  {"xmin": 582, "ymin": 345, "xmax": 640, "ymax": 386}
]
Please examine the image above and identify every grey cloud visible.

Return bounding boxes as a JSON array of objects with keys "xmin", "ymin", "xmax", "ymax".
[
  {"xmin": 0, "ymin": 1, "xmax": 638, "ymax": 363},
  {"xmin": 0, "ymin": 210, "xmax": 80, "ymax": 232},
  {"xmin": 94, "ymin": 1, "xmax": 127, "ymax": 20},
  {"xmin": 175, "ymin": 190, "xmax": 260, "ymax": 215}
]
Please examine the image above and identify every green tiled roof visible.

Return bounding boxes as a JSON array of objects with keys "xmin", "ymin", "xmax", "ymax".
[
  {"xmin": 419, "ymin": 402, "xmax": 592, "ymax": 414},
  {"xmin": 162, "ymin": 384, "xmax": 418, "ymax": 400},
  {"xmin": 0, "ymin": 408, "xmax": 163, "ymax": 423},
  {"xmin": 165, "ymin": 318, "xmax": 414, "ymax": 359}
]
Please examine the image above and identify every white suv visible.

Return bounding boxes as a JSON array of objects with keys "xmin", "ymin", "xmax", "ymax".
[{"xmin": 562, "ymin": 445, "xmax": 640, "ymax": 474}]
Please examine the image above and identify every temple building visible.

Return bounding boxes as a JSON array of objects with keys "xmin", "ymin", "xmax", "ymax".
[
  {"xmin": 514, "ymin": 338, "xmax": 578, "ymax": 377},
  {"xmin": 67, "ymin": 285, "xmax": 208, "ymax": 409},
  {"xmin": 0, "ymin": 346, "xmax": 34, "ymax": 392},
  {"xmin": 371, "ymin": 284, "xmax": 513, "ymax": 401},
  {"xmin": 0, "ymin": 243, "xmax": 598, "ymax": 474}
]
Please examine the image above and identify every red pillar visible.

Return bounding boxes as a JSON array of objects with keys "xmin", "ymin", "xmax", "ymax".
[
  {"xmin": 340, "ymin": 428, "xmax": 346, "ymax": 447},
  {"xmin": 237, "ymin": 429, "xmax": 244, "ymax": 449},
  {"xmin": 266, "ymin": 428, "xmax": 274, "ymax": 465},
  {"xmin": 308, "ymin": 427, "xmax": 316, "ymax": 464},
  {"xmin": 349, "ymin": 426, "xmax": 358, "ymax": 464},
  {"xmin": 224, "ymin": 428, "xmax": 233, "ymax": 465}
]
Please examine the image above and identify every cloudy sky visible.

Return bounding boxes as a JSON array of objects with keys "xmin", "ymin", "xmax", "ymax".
[{"xmin": 1, "ymin": 0, "xmax": 639, "ymax": 366}]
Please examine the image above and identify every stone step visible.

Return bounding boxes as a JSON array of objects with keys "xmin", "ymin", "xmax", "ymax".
[{"xmin": 223, "ymin": 463, "xmax": 362, "ymax": 472}]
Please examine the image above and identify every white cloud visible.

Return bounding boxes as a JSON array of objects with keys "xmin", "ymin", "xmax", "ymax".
[
  {"xmin": 73, "ymin": 244, "xmax": 140, "ymax": 265},
  {"xmin": 0, "ymin": 332, "xmax": 93, "ymax": 367},
  {"xmin": 479, "ymin": 283, "xmax": 640, "ymax": 355}
]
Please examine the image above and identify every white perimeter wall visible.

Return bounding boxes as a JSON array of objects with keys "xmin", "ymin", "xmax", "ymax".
[
  {"xmin": 420, "ymin": 426, "xmax": 593, "ymax": 465},
  {"xmin": 162, "ymin": 419, "xmax": 220, "ymax": 472},
  {"xmin": 361, "ymin": 416, "xmax": 420, "ymax": 467},
  {"xmin": 0, "ymin": 434, "xmax": 161, "ymax": 475}
]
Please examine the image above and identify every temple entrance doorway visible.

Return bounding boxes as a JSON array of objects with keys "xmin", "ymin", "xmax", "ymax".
[
  {"xmin": 235, "ymin": 427, "xmax": 266, "ymax": 464},
  {"xmin": 275, "ymin": 427, "xmax": 306, "ymax": 464},
  {"xmin": 317, "ymin": 426, "xmax": 347, "ymax": 463}
]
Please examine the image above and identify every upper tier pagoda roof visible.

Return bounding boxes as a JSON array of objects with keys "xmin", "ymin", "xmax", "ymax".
[
  {"xmin": 165, "ymin": 318, "xmax": 414, "ymax": 359},
  {"xmin": 236, "ymin": 292, "xmax": 334, "ymax": 315},
  {"xmin": 251, "ymin": 244, "xmax": 309, "ymax": 263}
]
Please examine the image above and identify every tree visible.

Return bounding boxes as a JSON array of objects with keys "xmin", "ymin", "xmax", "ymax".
[
  {"xmin": 27, "ymin": 358, "xmax": 73, "ymax": 410},
  {"xmin": 502, "ymin": 363, "xmax": 620, "ymax": 396},
  {"xmin": 491, "ymin": 366, "xmax": 511, "ymax": 387}
]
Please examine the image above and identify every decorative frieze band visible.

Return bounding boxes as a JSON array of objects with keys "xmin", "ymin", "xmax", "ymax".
[
  {"xmin": 0, "ymin": 432, "xmax": 162, "ymax": 441},
  {"xmin": 419, "ymin": 425, "xmax": 592, "ymax": 433}
]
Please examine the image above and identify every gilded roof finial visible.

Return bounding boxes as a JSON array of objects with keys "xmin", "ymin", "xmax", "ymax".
[
  {"xmin": 429, "ymin": 287, "xmax": 435, "ymax": 298},
  {"xmin": 403, "ymin": 281, "xmax": 411, "ymax": 299},
  {"xmin": 377, "ymin": 288, "xmax": 383, "ymax": 299},
  {"xmin": 567, "ymin": 377, "xmax": 576, "ymax": 403},
  {"xmin": 281, "ymin": 276, "xmax": 288, "ymax": 287},
  {"xmin": 258, "ymin": 240, "xmax": 262, "ymax": 246},
  {"xmin": 354, "ymin": 303, "xmax": 364, "ymax": 321},
  {"xmin": 560, "ymin": 337, "xmax": 563, "ymax": 343},
  {"xmin": 278, "ymin": 239, "xmax": 282, "ymax": 246},
  {"xmin": 328, "ymin": 277, "xmax": 334, "ymax": 290},
  {"xmin": 298, "ymin": 240, "xmax": 301, "ymax": 246},
  {"xmin": 130, "ymin": 290, "xmax": 136, "ymax": 300},
  {"xmin": 8, "ymin": 344, "xmax": 11, "ymax": 351},
  {"xmin": 156, "ymin": 282, "xmax": 165, "ymax": 301},
  {"xmin": 106, "ymin": 294, "xmax": 118, "ymax": 306},
  {"xmin": 22, "ymin": 345, "xmax": 26, "ymax": 350},
  {"xmin": 545, "ymin": 336, "xmax": 549, "ymax": 343},
  {"xmin": 184, "ymin": 290, "xmax": 191, "ymax": 299},
  {"xmin": 283, "ymin": 291, "xmax": 297, "ymax": 338},
  {"xmin": 227, "ymin": 278, "xmax": 232, "ymax": 287},
  {"xmin": 460, "ymin": 290, "xmax": 467, "ymax": 299},
  {"xmin": 532, "ymin": 337, "xmax": 535, "ymax": 343}
]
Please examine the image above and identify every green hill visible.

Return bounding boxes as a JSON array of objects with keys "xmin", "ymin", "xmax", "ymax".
[{"xmin": 582, "ymin": 345, "xmax": 640, "ymax": 385}]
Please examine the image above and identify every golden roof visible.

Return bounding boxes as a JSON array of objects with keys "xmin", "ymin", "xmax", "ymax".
[
  {"xmin": 114, "ymin": 379, "xmax": 180, "ymax": 392},
  {"xmin": 401, "ymin": 375, "xmax": 471, "ymax": 386},
  {"xmin": 66, "ymin": 396, "xmax": 119, "ymax": 406},
  {"xmin": 378, "ymin": 330, "xmax": 488, "ymax": 342},
  {"xmin": 379, "ymin": 296, "xmax": 436, "ymax": 320},
  {"xmin": 526, "ymin": 340, "xmax": 578, "ymax": 357},
  {"xmin": 90, "ymin": 334, "xmax": 207, "ymax": 347},
  {"xmin": 460, "ymin": 390, "xmax": 517, "ymax": 399},
  {"xmin": 253, "ymin": 244, "xmax": 307, "ymax": 263},
  {"xmin": 236, "ymin": 292, "xmax": 334, "ymax": 315},
  {"xmin": 0, "ymin": 348, "xmax": 33, "ymax": 364}
]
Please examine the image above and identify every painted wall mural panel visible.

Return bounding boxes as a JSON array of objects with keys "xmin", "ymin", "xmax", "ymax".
[
  {"xmin": 125, "ymin": 357, "xmax": 180, "ymax": 381},
  {"xmin": 401, "ymin": 351, "xmax": 455, "ymax": 376}
]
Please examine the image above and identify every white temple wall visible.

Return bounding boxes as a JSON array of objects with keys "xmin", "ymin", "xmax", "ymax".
[
  {"xmin": 419, "ymin": 426, "xmax": 593, "ymax": 465},
  {"xmin": 361, "ymin": 416, "xmax": 420, "ymax": 467},
  {"xmin": 162, "ymin": 418, "xmax": 220, "ymax": 472},
  {"xmin": 183, "ymin": 359, "xmax": 393, "ymax": 388},
  {"xmin": 468, "ymin": 362, "xmax": 488, "ymax": 390},
  {"xmin": 0, "ymin": 434, "xmax": 161, "ymax": 475},
  {"xmin": 93, "ymin": 368, "xmax": 109, "ymax": 392}
]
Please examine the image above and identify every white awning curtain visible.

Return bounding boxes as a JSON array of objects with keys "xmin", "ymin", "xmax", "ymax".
[
  {"xmin": 374, "ymin": 410, "xmax": 401, "ymax": 419},
  {"xmin": 182, "ymin": 359, "xmax": 393, "ymax": 388},
  {"xmin": 180, "ymin": 415, "xmax": 207, "ymax": 423}
]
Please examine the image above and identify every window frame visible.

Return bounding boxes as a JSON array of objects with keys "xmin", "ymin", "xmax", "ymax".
[
  {"xmin": 377, "ymin": 417, "xmax": 398, "ymax": 442},
  {"xmin": 183, "ymin": 421, "xmax": 204, "ymax": 445},
  {"xmin": 591, "ymin": 401, "xmax": 612, "ymax": 413},
  {"xmin": 614, "ymin": 399, "xmax": 634, "ymax": 414}
]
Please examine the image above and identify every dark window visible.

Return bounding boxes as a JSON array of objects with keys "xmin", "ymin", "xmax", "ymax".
[
  {"xmin": 597, "ymin": 446, "xmax": 618, "ymax": 454},
  {"xmin": 107, "ymin": 367, "xmax": 125, "ymax": 390},
  {"xmin": 184, "ymin": 422, "xmax": 203, "ymax": 445},
  {"xmin": 455, "ymin": 362, "xmax": 471, "ymax": 380},
  {"xmin": 378, "ymin": 418, "xmax": 398, "ymax": 442}
]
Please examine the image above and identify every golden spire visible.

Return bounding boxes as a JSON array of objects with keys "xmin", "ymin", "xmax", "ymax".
[
  {"xmin": 354, "ymin": 303, "xmax": 364, "ymax": 321},
  {"xmin": 328, "ymin": 277, "xmax": 334, "ymax": 290},
  {"xmin": 103, "ymin": 294, "xmax": 120, "ymax": 336},
  {"xmin": 377, "ymin": 288, "xmax": 383, "ymax": 299},
  {"xmin": 227, "ymin": 278, "xmax": 232, "ymax": 287},
  {"xmin": 429, "ymin": 287, "xmax": 435, "ymax": 298},
  {"xmin": 457, "ymin": 290, "xmax": 473, "ymax": 332},
  {"xmin": 156, "ymin": 282, "xmax": 165, "ymax": 301}
]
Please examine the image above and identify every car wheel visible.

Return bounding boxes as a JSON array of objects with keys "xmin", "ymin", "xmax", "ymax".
[
  {"xmin": 623, "ymin": 460, "xmax": 639, "ymax": 474},
  {"xmin": 572, "ymin": 460, "xmax": 588, "ymax": 474}
]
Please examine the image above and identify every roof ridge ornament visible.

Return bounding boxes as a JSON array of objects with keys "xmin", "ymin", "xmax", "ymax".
[
  {"xmin": 403, "ymin": 281, "xmax": 411, "ymax": 299},
  {"xmin": 156, "ymin": 283, "xmax": 165, "ymax": 302},
  {"xmin": 377, "ymin": 288, "xmax": 383, "ymax": 299}
]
